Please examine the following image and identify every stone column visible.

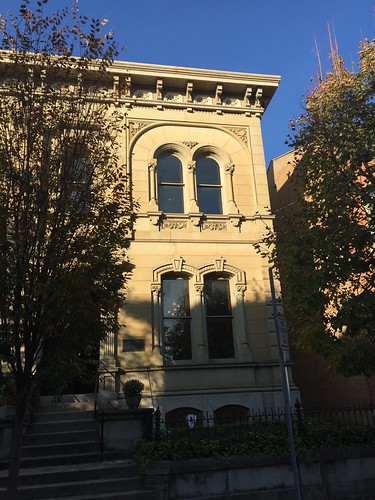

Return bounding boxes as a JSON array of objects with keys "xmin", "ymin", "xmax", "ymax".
[
  {"xmin": 225, "ymin": 162, "xmax": 238, "ymax": 214},
  {"xmin": 188, "ymin": 161, "xmax": 200, "ymax": 212},
  {"xmin": 234, "ymin": 284, "xmax": 252, "ymax": 362},
  {"xmin": 194, "ymin": 284, "xmax": 208, "ymax": 363},
  {"xmin": 151, "ymin": 284, "xmax": 163, "ymax": 364},
  {"xmin": 148, "ymin": 160, "xmax": 158, "ymax": 211}
]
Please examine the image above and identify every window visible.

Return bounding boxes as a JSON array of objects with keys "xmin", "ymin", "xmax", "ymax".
[
  {"xmin": 162, "ymin": 275, "xmax": 192, "ymax": 361},
  {"xmin": 214, "ymin": 405, "xmax": 248, "ymax": 424},
  {"xmin": 165, "ymin": 407, "xmax": 203, "ymax": 428},
  {"xmin": 196, "ymin": 156, "xmax": 222, "ymax": 214},
  {"xmin": 204, "ymin": 275, "xmax": 234, "ymax": 359},
  {"xmin": 158, "ymin": 154, "xmax": 184, "ymax": 213}
]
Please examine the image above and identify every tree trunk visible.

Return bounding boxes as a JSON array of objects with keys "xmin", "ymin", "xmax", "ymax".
[{"xmin": 7, "ymin": 399, "xmax": 27, "ymax": 500}]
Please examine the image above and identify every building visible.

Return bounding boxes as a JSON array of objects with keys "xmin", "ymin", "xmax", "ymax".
[
  {"xmin": 98, "ymin": 60, "xmax": 300, "ymax": 419},
  {"xmin": 268, "ymin": 151, "xmax": 375, "ymax": 406}
]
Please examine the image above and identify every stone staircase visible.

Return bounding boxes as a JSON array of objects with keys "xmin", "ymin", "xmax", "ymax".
[{"xmin": 0, "ymin": 395, "xmax": 162, "ymax": 499}]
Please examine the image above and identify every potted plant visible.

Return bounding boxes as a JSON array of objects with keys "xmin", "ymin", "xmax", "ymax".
[{"xmin": 123, "ymin": 379, "xmax": 144, "ymax": 409}]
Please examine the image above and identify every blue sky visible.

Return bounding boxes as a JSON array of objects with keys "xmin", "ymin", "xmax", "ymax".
[{"xmin": 1, "ymin": 0, "xmax": 374, "ymax": 165}]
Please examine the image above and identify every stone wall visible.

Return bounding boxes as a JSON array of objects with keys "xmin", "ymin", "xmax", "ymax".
[{"xmin": 142, "ymin": 448, "xmax": 375, "ymax": 499}]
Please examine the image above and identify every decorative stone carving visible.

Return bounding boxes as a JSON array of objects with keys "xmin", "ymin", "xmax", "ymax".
[
  {"xmin": 156, "ymin": 79, "xmax": 163, "ymax": 99},
  {"xmin": 162, "ymin": 221, "xmax": 187, "ymax": 230},
  {"xmin": 186, "ymin": 82, "xmax": 193, "ymax": 102},
  {"xmin": 151, "ymin": 284, "xmax": 161, "ymax": 296},
  {"xmin": 183, "ymin": 141, "xmax": 198, "ymax": 149},
  {"xmin": 132, "ymin": 89, "xmax": 153, "ymax": 100},
  {"xmin": 164, "ymin": 92, "xmax": 183, "ymax": 102},
  {"xmin": 128, "ymin": 121, "xmax": 148, "ymax": 140},
  {"xmin": 189, "ymin": 213, "xmax": 202, "ymax": 226},
  {"xmin": 172, "ymin": 257, "xmax": 184, "ymax": 272},
  {"xmin": 244, "ymin": 87, "xmax": 252, "ymax": 106},
  {"xmin": 235, "ymin": 284, "xmax": 247, "ymax": 295},
  {"xmin": 214, "ymin": 257, "xmax": 225, "ymax": 272},
  {"xmin": 227, "ymin": 127, "xmax": 248, "ymax": 146},
  {"xmin": 223, "ymin": 97, "xmax": 241, "ymax": 107},
  {"xmin": 193, "ymin": 95, "xmax": 212, "ymax": 105},
  {"xmin": 215, "ymin": 84, "xmax": 223, "ymax": 105},
  {"xmin": 202, "ymin": 222, "xmax": 227, "ymax": 231},
  {"xmin": 148, "ymin": 211, "xmax": 162, "ymax": 226},
  {"xmin": 255, "ymin": 88, "xmax": 263, "ymax": 108},
  {"xmin": 226, "ymin": 162, "xmax": 235, "ymax": 175},
  {"xmin": 229, "ymin": 214, "xmax": 242, "ymax": 227}
]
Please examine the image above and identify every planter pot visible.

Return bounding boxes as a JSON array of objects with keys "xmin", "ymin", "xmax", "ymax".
[{"xmin": 125, "ymin": 394, "xmax": 142, "ymax": 409}]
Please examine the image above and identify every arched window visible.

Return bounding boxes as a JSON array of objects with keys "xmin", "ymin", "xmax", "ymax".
[
  {"xmin": 214, "ymin": 405, "xmax": 248, "ymax": 424},
  {"xmin": 162, "ymin": 274, "xmax": 192, "ymax": 362},
  {"xmin": 196, "ymin": 156, "xmax": 222, "ymax": 214},
  {"xmin": 165, "ymin": 407, "xmax": 203, "ymax": 428},
  {"xmin": 157, "ymin": 153, "xmax": 184, "ymax": 213},
  {"xmin": 204, "ymin": 274, "xmax": 234, "ymax": 359}
]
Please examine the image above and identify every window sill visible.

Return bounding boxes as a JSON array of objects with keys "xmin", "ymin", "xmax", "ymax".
[{"xmin": 146, "ymin": 211, "xmax": 244, "ymax": 228}]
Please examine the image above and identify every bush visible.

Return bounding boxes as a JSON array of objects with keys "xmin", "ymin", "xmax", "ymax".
[{"xmin": 135, "ymin": 419, "xmax": 375, "ymax": 464}]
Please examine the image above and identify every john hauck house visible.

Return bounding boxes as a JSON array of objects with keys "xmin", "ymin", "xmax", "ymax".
[{"xmin": 96, "ymin": 60, "xmax": 299, "ymax": 421}]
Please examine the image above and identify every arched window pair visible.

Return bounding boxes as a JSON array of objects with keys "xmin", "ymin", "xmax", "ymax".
[
  {"xmin": 157, "ymin": 153, "xmax": 223, "ymax": 214},
  {"xmin": 162, "ymin": 273, "xmax": 234, "ymax": 362}
]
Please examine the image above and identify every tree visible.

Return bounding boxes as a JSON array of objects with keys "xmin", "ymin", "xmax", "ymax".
[
  {"xmin": 0, "ymin": 1, "xmax": 133, "ymax": 496},
  {"xmin": 259, "ymin": 39, "xmax": 375, "ymax": 377}
]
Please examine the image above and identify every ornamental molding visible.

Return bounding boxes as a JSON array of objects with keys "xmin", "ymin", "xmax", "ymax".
[
  {"xmin": 196, "ymin": 259, "xmax": 247, "ymax": 287},
  {"xmin": 164, "ymin": 92, "xmax": 183, "ymax": 102},
  {"xmin": 193, "ymin": 95, "xmax": 212, "ymax": 104},
  {"xmin": 183, "ymin": 141, "xmax": 198, "ymax": 149},
  {"xmin": 151, "ymin": 284, "xmax": 161, "ymax": 296},
  {"xmin": 152, "ymin": 259, "xmax": 198, "ymax": 284},
  {"xmin": 128, "ymin": 121, "xmax": 149, "ymax": 140},
  {"xmin": 162, "ymin": 221, "xmax": 188, "ymax": 230},
  {"xmin": 226, "ymin": 127, "xmax": 248, "ymax": 146},
  {"xmin": 223, "ymin": 97, "xmax": 241, "ymax": 107},
  {"xmin": 152, "ymin": 258, "xmax": 246, "ymax": 290},
  {"xmin": 201, "ymin": 222, "xmax": 227, "ymax": 231},
  {"xmin": 132, "ymin": 89, "xmax": 153, "ymax": 100}
]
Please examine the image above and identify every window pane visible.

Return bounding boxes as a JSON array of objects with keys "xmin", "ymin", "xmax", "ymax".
[
  {"xmin": 197, "ymin": 186, "xmax": 222, "ymax": 214},
  {"xmin": 159, "ymin": 185, "xmax": 184, "ymax": 213},
  {"xmin": 196, "ymin": 157, "xmax": 221, "ymax": 184},
  {"xmin": 162, "ymin": 277, "xmax": 192, "ymax": 362},
  {"xmin": 164, "ymin": 318, "xmax": 192, "ymax": 361},
  {"xmin": 206, "ymin": 317, "xmax": 234, "ymax": 359},
  {"xmin": 204, "ymin": 279, "xmax": 231, "ymax": 316},
  {"xmin": 158, "ymin": 155, "xmax": 182, "ymax": 183},
  {"xmin": 163, "ymin": 278, "xmax": 190, "ymax": 316}
]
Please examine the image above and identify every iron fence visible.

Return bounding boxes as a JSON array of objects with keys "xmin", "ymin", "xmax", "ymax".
[{"xmin": 153, "ymin": 401, "xmax": 375, "ymax": 441}]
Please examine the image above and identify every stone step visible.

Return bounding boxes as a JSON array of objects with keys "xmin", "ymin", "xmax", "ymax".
[
  {"xmin": 40, "ymin": 490, "xmax": 164, "ymax": 500},
  {"xmin": 0, "ymin": 460, "xmax": 138, "ymax": 488},
  {"xmin": 0, "ymin": 451, "xmax": 122, "ymax": 470},
  {"xmin": 27, "ymin": 418, "xmax": 98, "ymax": 434},
  {"xmin": 40, "ymin": 490, "xmax": 163, "ymax": 499},
  {"xmin": 31, "ymin": 410, "xmax": 96, "ymax": 422},
  {"xmin": 0, "ymin": 475, "xmax": 144, "ymax": 500},
  {"xmin": 21, "ymin": 440, "xmax": 100, "ymax": 458},
  {"xmin": 23, "ymin": 428, "xmax": 99, "ymax": 446}
]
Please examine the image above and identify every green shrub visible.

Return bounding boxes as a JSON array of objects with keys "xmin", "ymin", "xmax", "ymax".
[{"xmin": 135, "ymin": 419, "xmax": 375, "ymax": 464}]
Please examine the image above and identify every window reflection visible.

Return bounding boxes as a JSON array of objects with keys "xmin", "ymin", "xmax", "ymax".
[
  {"xmin": 158, "ymin": 154, "xmax": 184, "ymax": 213},
  {"xmin": 196, "ymin": 157, "xmax": 222, "ymax": 214},
  {"xmin": 204, "ymin": 277, "xmax": 234, "ymax": 359},
  {"xmin": 162, "ymin": 277, "xmax": 192, "ymax": 361}
]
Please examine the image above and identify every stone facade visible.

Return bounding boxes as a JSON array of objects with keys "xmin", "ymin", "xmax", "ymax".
[{"xmin": 100, "ymin": 61, "xmax": 298, "ymax": 417}]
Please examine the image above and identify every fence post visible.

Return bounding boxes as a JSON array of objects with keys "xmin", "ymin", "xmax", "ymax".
[
  {"xmin": 294, "ymin": 399, "xmax": 304, "ymax": 434},
  {"xmin": 154, "ymin": 406, "xmax": 161, "ymax": 441}
]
